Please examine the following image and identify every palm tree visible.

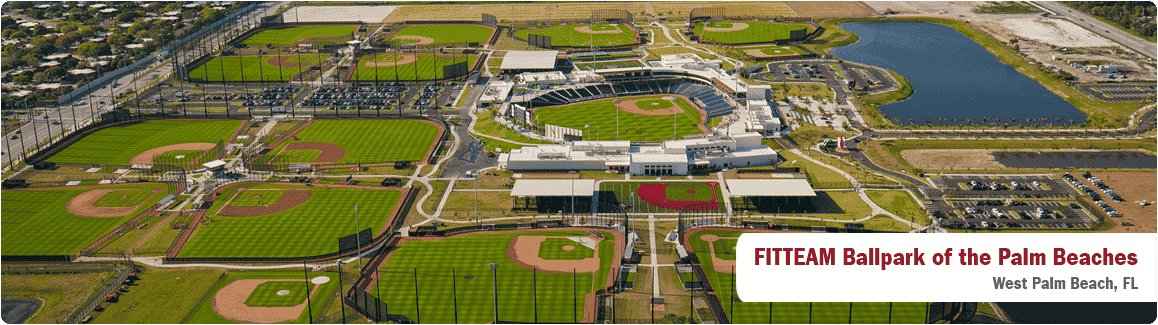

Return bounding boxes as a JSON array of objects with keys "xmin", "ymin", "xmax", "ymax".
[
  {"xmin": 980, "ymin": 116, "xmax": 989, "ymax": 125},
  {"xmin": 908, "ymin": 118, "xmax": 915, "ymax": 126},
  {"xmin": 1024, "ymin": 118, "xmax": 1033, "ymax": 127},
  {"xmin": 891, "ymin": 118, "xmax": 901, "ymax": 126},
  {"xmin": 935, "ymin": 117, "xmax": 944, "ymax": 126},
  {"xmin": 951, "ymin": 118, "xmax": 959, "ymax": 128},
  {"xmin": 923, "ymin": 119, "xmax": 932, "ymax": 126},
  {"xmin": 965, "ymin": 118, "xmax": 974, "ymax": 127}
]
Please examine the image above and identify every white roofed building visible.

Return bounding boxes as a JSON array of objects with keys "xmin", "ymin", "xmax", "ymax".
[{"xmin": 502, "ymin": 132, "xmax": 777, "ymax": 176}]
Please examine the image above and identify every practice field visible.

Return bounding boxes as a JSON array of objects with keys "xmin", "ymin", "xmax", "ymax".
[
  {"xmin": 741, "ymin": 45, "xmax": 809, "ymax": 58},
  {"xmin": 687, "ymin": 229, "xmax": 929, "ymax": 323},
  {"xmin": 371, "ymin": 230, "xmax": 618, "ymax": 323},
  {"xmin": 269, "ymin": 119, "xmax": 441, "ymax": 164},
  {"xmin": 242, "ymin": 25, "xmax": 356, "ymax": 46},
  {"xmin": 186, "ymin": 270, "xmax": 339, "ymax": 324},
  {"xmin": 46, "ymin": 120, "xmax": 241, "ymax": 165},
  {"xmin": 514, "ymin": 23, "xmax": 637, "ymax": 47},
  {"xmin": 189, "ymin": 54, "xmax": 332, "ymax": 82},
  {"xmin": 693, "ymin": 21, "xmax": 811, "ymax": 45},
  {"xmin": 532, "ymin": 95, "xmax": 707, "ymax": 142},
  {"xmin": 1, "ymin": 183, "xmax": 170, "ymax": 256},
  {"xmin": 178, "ymin": 183, "xmax": 404, "ymax": 258},
  {"xmin": 389, "ymin": 24, "xmax": 496, "ymax": 45},
  {"xmin": 351, "ymin": 53, "xmax": 478, "ymax": 81},
  {"xmin": 598, "ymin": 181, "xmax": 724, "ymax": 214}
]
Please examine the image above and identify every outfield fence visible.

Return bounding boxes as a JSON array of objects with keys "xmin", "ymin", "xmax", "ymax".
[{"xmin": 506, "ymin": 23, "xmax": 643, "ymax": 51}]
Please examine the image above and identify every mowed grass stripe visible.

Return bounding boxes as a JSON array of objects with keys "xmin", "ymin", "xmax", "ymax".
[
  {"xmin": 689, "ymin": 230, "xmax": 927, "ymax": 323},
  {"xmin": 533, "ymin": 95, "xmax": 705, "ymax": 142},
  {"xmin": 373, "ymin": 231, "xmax": 616, "ymax": 324},
  {"xmin": 514, "ymin": 23, "xmax": 636, "ymax": 47},
  {"xmin": 352, "ymin": 54, "xmax": 478, "ymax": 81},
  {"xmin": 47, "ymin": 120, "xmax": 242, "ymax": 165},
  {"xmin": 391, "ymin": 24, "xmax": 495, "ymax": 45},
  {"xmin": 243, "ymin": 25, "xmax": 356, "ymax": 46},
  {"xmin": 694, "ymin": 21, "xmax": 810, "ymax": 44},
  {"xmin": 190, "ymin": 55, "xmax": 331, "ymax": 82},
  {"xmin": 179, "ymin": 185, "xmax": 402, "ymax": 258},
  {"xmin": 2, "ymin": 184, "xmax": 170, "ymax": 255},
  {"xmin": 280, "ymin": 120, "xmax": 439, "ymax": 163}
]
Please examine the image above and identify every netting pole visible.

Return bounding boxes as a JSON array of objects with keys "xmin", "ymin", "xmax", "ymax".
[
  {"xmin": 338, "ymin": 265, "xmax": 346, "ymax": 324},
  {"xmin": 848, "ymin": 302, "xmax": 853, "ymax": 324},
  {"xmin": 731, "ymin": 265, "xmax": 735, "ymax": 321},
  {"xmin": 769, "ymin": 301, "xmax": 773, "ymax": 323},
  {"xmin": 533, "ymin": 268, "xmax": 538, "ymax": 323},
  {"xmin": 573, "ymin": 268, "xmax": 577, "ymax": 323},
  {"xmin": 375, "ymin": 267, "xmax": 381, "ymax": 322},
  {"xmin": 303, "ymin": 262, "xmax": 313, "ymax": 323},
  {"xmin": 809, "ymin": 302, "xmax": 813, "ymax": 324},
  {"xmin": 452, "ymin": 268, "xmax": 459, "ymax": 323},
  {"xmin": 888, "ymin": 302, "xmax": 893, "ymax": 324},
  {"xmin": 413, "ymin": 268, "xmax": 420, "ymax": 323}
]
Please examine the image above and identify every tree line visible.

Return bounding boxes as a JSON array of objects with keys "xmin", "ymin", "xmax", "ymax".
[{"xmin": 1063, "ymin": 1, "xmax": 1156, "ymax": 38}]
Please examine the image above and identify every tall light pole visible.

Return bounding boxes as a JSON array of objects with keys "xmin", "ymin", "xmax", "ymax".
[
  {"xmin": 570, "ymin": 170, "xmax": 577, "ymax": 222},
  {"xmin": 474, "ymin": 170, "xmax": 479, "ymax": 226},
  {"xmin": 488, "ymin": 263, "xmax": 499, "ymax": 323},
  {"xmin": 354, "ymin": 204, "xmax": 363, "ymax": 272}
]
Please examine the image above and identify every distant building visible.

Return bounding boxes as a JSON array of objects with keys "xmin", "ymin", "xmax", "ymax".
[{"xmin": 500, "ymin": 132, "xmax": 777, "ymax": 175}]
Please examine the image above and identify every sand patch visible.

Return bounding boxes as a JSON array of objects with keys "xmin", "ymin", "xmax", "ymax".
[
  {"xmin": 66, "ymin": 188, "xmax": 163, "ymax": 218},
  {"xmin": 996, "ymin": 18, "xmax": 1116, "ymax": 48},
  {"xmin": 212, "ymin": 279, "xmax": 317, "ymax": 324},
  {"xmin": 703, "ymin": 22, "xmax": 749, "ymax": 32},
  {"xmin": 129, "ymin": 143, "xmax": 216, "ymax": 165},
  {"xmin": 391, "ymin": 35, "xmax": 436, "ymax": 45},
  {"xmin": 574, "ymin": 25, "xmax": 624, "ymax": 35},
  {"xmin": 508, "ymin": 236, "xmax": 600, "ymax": 273},
  {"xmin": 901, "ymin": 149, "xmax": 1007, "ymax": 170}
]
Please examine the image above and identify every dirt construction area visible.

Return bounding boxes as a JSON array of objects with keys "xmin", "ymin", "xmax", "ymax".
[
  {"xmin": 1073, "ymin": 172, "xmax": 1156, "ymax": 233},
  {"xmin": 901, "ymin": 149, "xmax": 1007, "ymax": 170},
  {"xmin": 507, "ymin": 235, "xmax": 601, "ymax": 273},
  {"xmin": 66, "ymin": 188, "xmax": 164, "ymax": 218}
]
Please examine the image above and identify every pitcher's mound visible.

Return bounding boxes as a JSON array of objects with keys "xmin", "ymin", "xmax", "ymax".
[
  {"xmin": 562, "ymin": 245, "xmax": 576, "ymax": 251},
  {"xmin": 276, "ymin": 290, "xmax": 291, "ymax": 296},
  {"xmin": 311, "ymin": 276, "xmax": 331, "ymax": 284}
]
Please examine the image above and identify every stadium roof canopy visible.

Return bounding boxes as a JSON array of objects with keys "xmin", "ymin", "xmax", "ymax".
[
  {"xmin": 511, "ymin": 179, "xmax": 595, "ymax": 197},
  {"xmin": 500, "ymin": 50, "xmax": 559, "ymax": 70},
  {"xmin": 725, "ymin": 179, "xmax": 816, "ymax": 197}
]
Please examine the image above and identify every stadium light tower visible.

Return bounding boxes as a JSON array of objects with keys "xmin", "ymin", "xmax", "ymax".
[{"xmin": 488, "ymin": 263, "xmax": 499, "ymax": 323}]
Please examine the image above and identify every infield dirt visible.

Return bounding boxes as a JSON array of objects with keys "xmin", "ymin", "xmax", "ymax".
[
  {"xmin": 66, "ymin": 188, "xmax": 164, "ymax": 218},
  {"xmin": 212, "ymin": 279, "xmax": 317, "ymax": 323}
]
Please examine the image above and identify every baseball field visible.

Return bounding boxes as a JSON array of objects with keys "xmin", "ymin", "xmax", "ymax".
[
  {"xmin": 189, "ymin": 54, "xmax": 332, "ymax": 82},
  {"xmin": 178, "ymin": 183, "xmax": 405, "ymax": 258},
  {"xmin": 242, "ymin": 25, "xmax": 357, "ymax": 46},
  {"xmin": 532, "ymin": 95, "xmax": 708, "ymax": 142},
  {"xmin": 46, "ymin": 120, "xmax": 241, "ymax": 165},
  {"xmin": 514, "ymin": 23, "xmax": 637, "ymax": 47},
  {"xmin": 599, "ymin": 181, "xmax": 724, "ymax": 214},
  {"xmin": 693, "ymin": 21, "xmax": 811, "ymax": 44},
  {"xmin": 741, "ymin": 45, "xmax": 809, "ymax": 58},
  {"xmin": 370, "ymin": 230, "xmax": 619, "ymax": 323},
  {"xmin": 1, "ymin": 183, "xmax": 170, "ymax": 256},
  {"xmin": 185, "ymin": 270, "xmax": 339, "ymax": 324},
  {"xmin": 351, "ymin": 53, "xmax": 478, "ymax": 81},
  {"xmin": 687, "ymin": 229, "xmax": 929, "ymax": 323},
  {"xmin": 268, "ymin": 119, "xmax": 442, "ymax": 164},
  {"xmin": 388, "ymin": 24, "xmax": 496, "ymax": 45}
]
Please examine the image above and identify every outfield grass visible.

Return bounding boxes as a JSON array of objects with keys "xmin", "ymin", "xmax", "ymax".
[
  {"xmin": 694, "ymin": 21, "xmax": 810, "ymax": 44},
  {"xmin": 90, "ymin": 267, "xmax": 225, "ymax": 324},
  {"xmin": 228, "ymin": 189, "xmax": 285, "ymax": 207},
  {"xmin": 1, "ymin": 184, "xmax": 170, "ymax": 256},
  {"xmin": 390, "ymin": 24, "xmax": 495, "ymax": 45},
  {"xmin": 533, "ymin": 95, "xmax": 706, "ymax": 142},
  {"xmin": 179, "ymin": 184, "xmax": 402, "ymax": 258},
  {"xmin": 514, "ymin": 23, "xmax": 637, "ymax": 47},
  {"xmin": 352, "ymin": 53, "xmax": 478, "ymax": 81},
  {"xmin": 866, "ymin": 190, "xmax": 930, "ymax": 227},
  {"xmin": 93, "ymin": 189, "xmax": 155, "ymax": 207},
  {"xmin": 688, "ymin": 229, "xmax": 928, "ymax": 323},
  {"xmin": 243, "ymin": 25, "xmax": 356, "ymax": 46},
  {"xmin": 275, "ymin": 119, "xmax": 440, "ymax": 164},
  {"xmin": 47, "ymin": 120, "xmax": 241, "ymax": 165},
  {"xmin": 664, "ymin": 184, "xmax": 716, "ymax": 201},
  {"xmin": 1, "ymin": 271, "xmax": 116, "ymax": 324},
  {"xmin": 538, "ymin": 238, "xmax": 595, "ymax": 260},
  {"xmin": 274, "ymin": 149, "xmax": 323, "ymax": 164},
  {"xmin": 189, "ymin": 54, "xmax": 331, "ymax": 82},
  {"xmin": 371, "ymin": 231, "xmax": 616, "ymax": 324},
  {"xmin": 186, "ymin": 270, "xmax": 339, "ymax": 324},
  {"xmin": 245, "ymin": 281, "xmax": 316, "ymax": 307}
]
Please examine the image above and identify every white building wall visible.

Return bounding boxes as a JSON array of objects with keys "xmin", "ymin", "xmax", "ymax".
[{"xmin": 507, "ymin": 159, "xmax": 606, "ymax": 171}]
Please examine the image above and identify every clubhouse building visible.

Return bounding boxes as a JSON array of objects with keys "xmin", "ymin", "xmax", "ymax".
[{"xmin": 499, "ymin": 132, "xmax": 777, "ymax": 175}]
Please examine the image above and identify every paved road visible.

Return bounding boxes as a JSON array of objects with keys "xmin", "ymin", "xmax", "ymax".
[
  {"xmin": 1032, "ymin": 1, "xmax": 1157, "ymax": 60},
  {"xmin": 1, "ymin": 2, "xmax": 286, "ymax": 170}
]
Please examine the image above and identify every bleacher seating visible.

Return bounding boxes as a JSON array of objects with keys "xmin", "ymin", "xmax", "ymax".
[{"xmin": 514, "ymin": 77, "xmax": 737, "ymax": 117}]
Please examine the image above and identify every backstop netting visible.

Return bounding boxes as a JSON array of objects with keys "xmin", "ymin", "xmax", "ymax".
[
  {"xmin": 689, "ymin": 7, "xmax": 725, "ymax": 21},
  {"xmin": 592, "ymin": 9, "xmax": 633, "ymax": 24}
]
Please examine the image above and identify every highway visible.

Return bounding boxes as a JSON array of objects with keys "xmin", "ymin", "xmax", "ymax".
[
  {"xmin": 1032, "ymin": 1, "xmax": 1157, "ymax": 60},
  {"xmin": 1, "ymin": 2, "xmax": 287, "ymax": 171}
]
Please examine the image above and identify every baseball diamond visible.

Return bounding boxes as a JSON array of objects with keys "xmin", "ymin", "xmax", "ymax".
[
  {"xmin": 514, "ymin": 23, "xmax": 637, "ymax": 47},
  {"xmin": 46, "ymin": 120, "xmax": 242, "ymax": 166},
  {"xmin": 693, "ymin": 21, "xmax": 811, "ymax": 44},
  {"xmin": 242, "ymin": 25, "xmax": 357, "ymax": 46}
]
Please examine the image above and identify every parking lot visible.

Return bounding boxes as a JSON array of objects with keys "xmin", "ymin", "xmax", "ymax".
[
  {"xmin": 300, "ymin": 82, "xmax": 463, "ymax": 112},
  {"xmin": 1075, "ymin": 83, "xmax": 1155, "ymax": 103},
  {"xmin": 936, "ymin": 175, "xmax": 1078, "ymax": 199},
  {"xmin": 941, "ymin": 199, "xmax": 1096, "ymax": 230}
]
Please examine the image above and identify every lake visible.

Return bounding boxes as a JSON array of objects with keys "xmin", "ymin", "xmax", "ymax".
[{"xmin": 832, "ymin": 22, "xmax": 1087, "ymax": 126}]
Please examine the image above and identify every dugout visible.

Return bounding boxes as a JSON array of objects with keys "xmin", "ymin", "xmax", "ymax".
[
  {"xmin": 726, "ymin": 179, "xmax": 816, "ymax": 213},
  {"xmin": 510, "ymin": 179, "xmax": 595, "ymax": 214}
]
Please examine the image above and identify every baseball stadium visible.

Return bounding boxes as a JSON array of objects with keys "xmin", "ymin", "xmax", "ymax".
[{"xmin": 3, "ymin": 1, "xmax": 1144, "ymax": 324}]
